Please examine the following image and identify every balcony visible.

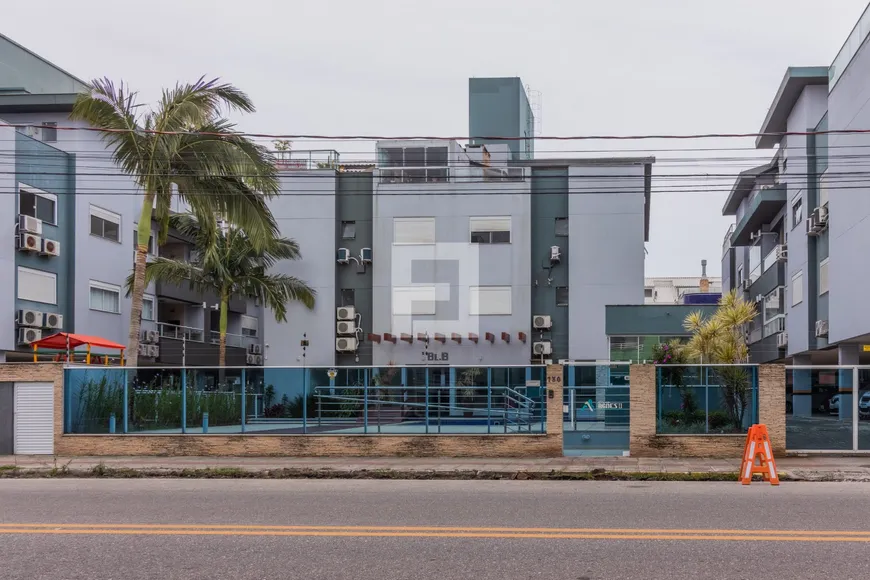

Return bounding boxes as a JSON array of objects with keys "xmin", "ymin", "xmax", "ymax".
[
  {"xmin": 730, "ymin": 184, "xmax": 787, "ymax": 246},
  {"xmin": 273, "ymin": 149, "xmax": 340, "ymax": 171},
  {"xmin": 209, "ymin": 330, "xmax": 257, "ymax": 351},
  {"xmin": 155, "ymin": 281, "xmax": 246, "ymax": 313},
  {"xmin": 378, "ymin": 167, "xmax": 450, "ymax": 184},
  {"xmin": 722, "ymin": 224, "xmax": 735, "ymax": 257},
  {"xmin": 155, "ymin": 323, "xmax": 251, "ymax": 366}
]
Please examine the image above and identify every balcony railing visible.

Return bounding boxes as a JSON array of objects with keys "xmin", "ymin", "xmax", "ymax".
[
  {"xmin": 158, "ymin": 322, "xmax": 204, "ymax": 343},
  {"xmin": 723, "ymin": 224, "xmax": 735, "ymax": 256},
  {"xmin": 763, "ymin": 315, "xmax": 786, "ymax": 338},
  {"xmin": 762, "ymin": 247, "xmax": 778, "ymax": 273},
  {"xmin": 379, "ymin": 167, "xmax": 450, "ymax": 184},
  {"xmin": 209, "ymin": 330, "xmax": 258, "ymax": 350},
  {"xmin": 272, "ymin": 149, "xmax": 340, "ymax": 170}
]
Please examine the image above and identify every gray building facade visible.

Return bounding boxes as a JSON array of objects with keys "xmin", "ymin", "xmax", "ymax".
[{"xmin": 469, "ymin": 77, "xmax": 534, "ymax": 161}]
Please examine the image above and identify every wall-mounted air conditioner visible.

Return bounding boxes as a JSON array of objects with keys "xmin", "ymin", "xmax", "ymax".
[
  {"xmin": 17, "ymin": 232, "xmax": 41, "ymax": 252},
  {"xmin": 337, "ymin": 320, "xmax": 356, "ymax": 335},
  {"xmin": 17, "ymin": 309, "xmax": 44, "ymax": 327},
  {"xmin": 18, "ymin": 214, "xmax": 42, "ymax": 235},
  {"xmin": 360, "ymin": 247, "xmax": 373, "ymax": 264},
  {"xmin": 44, "ymin": 312, "xmax": 63, "ymax": 330},
  {"xmin": 818, "ymin": 205, "xmax": 829, "ymax": 228},
  {"xmin": 776, "ymin": 332, "xmax": 788, "ymax": 348},
  {"xmin": 532, "ymin": 341, "xmax": 552, "ymax": 355},
  {"xmin": 249, "ymin": 343, "xmax": 262, "ymax": 355},
  {"xmin": 147, "ymin": 345, "xmax": 160, "ymax": 358},
  {"xmin": 814, "ymin": 319, "xmax": 829, "ymax": 338},
  {"xmin": 246, "ymin": 353, "xmax": 256, "ymax": 365},
  {"xmin": 336, "ymin": 337, "xmax": 358, "ymax": 352},
  {"xmin": 741, "ymin": 279, "xmax": 751, "ymax": 291},
  {"xmin": 138, "ymin": 344, "xmax": 148, "ymax": 356},
  {"xmin": 337, "ymin": 306, "xmax": 356, "ymax": 321},
  {"xmin": 146, "ymin": 330, "xmax": 159, "ymax": 344},
  {"xmin": 337, "ymin": 248, "xmax": 350, "ymax": 264},
  {"xmin": 18, "ymin": 327, "xmax": 42, "ymax": 345},
  {"xmin": 254, "ymin": 354, "xmax": 263, "ymax": 365},
  {"xmin": 775, "ymin": 244, "xmax": 788, "ymax": 261},
  {"xmin": 532, "ymin": 315, "xmax": 552, "ymax": 329},
  {"xmin": 40, "ymin": 238, "xmax": 60, "ymax": 257}
]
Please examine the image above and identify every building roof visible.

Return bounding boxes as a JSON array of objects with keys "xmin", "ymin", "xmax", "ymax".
[
  {"xmin": 0, "ymin": 32, "xmax": 89, "ymax": 92},
  {"xmin": 721, "ymin": 157, "xmax": 778, "ymax": 215},
  {"xmin": 756, "ymin": 66, "xmax": 829, "ymax": 149},
  {"xmin": 0, "ymin": 92, "xmax": 78, "ymax": 113}
]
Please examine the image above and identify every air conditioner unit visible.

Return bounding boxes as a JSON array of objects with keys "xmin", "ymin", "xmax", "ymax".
[
  {"xmin": 775, "ymin": 244, "xmax": 788, "ymax": 261},
  {"xmin": 754, "ymin": 295, "xmax": 763, "ymax": 304},
  {"xmin": 749, "ymin": 231, "xmax": 761, "ymax": 242},
  {"xmin": 532, "ymin": 341, "xmax": 552, "ymax": 356},
  {"xmin": 40, "ymin": 238, "xmax": 60, "ymax": 256},
  {"xmin": 741, "ymin": 279, "xmax": 751, "ymax": 291},
  {"xmin": 17, "ymin": 309, "xmax": 44, "ymax": 327},
  {"xmin": 17, "ymin": 232, "xmax": 41, "ymax": 252},
  {"xmin": 337, "ymin": 306, "xmax": 356, "ymax": 321},
  {"xmin": 336, "ymin": 337, "xmax": 358, "ymax": 352},
  {"xmin": 811, "ymin": 207, "xmax": 824, "ymax": 232},
  {"xmin": 549, "ymin": 245, "xmax": 561, "ymax": 264},
  {"xmin": 360, "ymin": 247, "xmax": 373, "ymax": 264},
  {"xmin": 337, "ymin": 320, "xmax": 356, "ymax": 335},
  {"xmin": 148, "ymin": 345, "xmax": 160, "ymax": 358},
  {"xmin": 777, "ymin": 332, "xmax": 788, "ymax": 348},
  {"xmin": 18, "ymin": 327, "xmax": 41, "ymax": 345},
  {"xmin": 138, "ymin": 344, "xmax": 148, "ymax": 356},
  {"xmin": 337, "ymin": 248, "xmax": 350, "ymax": 264},
  {"xmin": 532, "ymin": 315, "xmax": 552, "ymax": 329},
  {"xmin": 246, "ymin": 353, "xmax": 256, "ymax": 365},
  {"xmin": 254, "ymin": 354, "xmax": 263, "ymax": 365},
  {"xmin": 818, "ymin": 205, "xmax": 829, "ymax": 227},
  {"xmin": 147, "ymin": 330, "xmax": 159, "ymax": 344},
  {"xmin": 44, "ymin": 312, "xmax": 63, "ymax": 330},
  {"xmin": 815, "ymin": 319, "xmax": 829, "ymax": 338},
  {"xmin": 248, "ymin": 343, "xmax": 262, "ymax": 355},
  {"xmin": 805, "ymin": 217, "xmax": 816, "ymax": 236},
  {"xmin": 18, "ymin": 214, "xmax": 42, "ymax": 235}
]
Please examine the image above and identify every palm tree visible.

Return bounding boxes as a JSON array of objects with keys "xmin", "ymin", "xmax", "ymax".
[
  {"xmin": 71, "ymin": 77, "xmax": 280, "ymax": 366},
  {"xmin": 682, "ymin": 289, "xmax": 757, "ymax": 429},
  {"xmin": 126, "ymin": 209, "xmax": 316, "ymax": 366}
]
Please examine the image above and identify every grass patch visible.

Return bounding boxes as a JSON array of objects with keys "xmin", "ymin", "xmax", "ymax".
[{"xmin": 0, "ymin": 465, "xmax": 18, "ymax": 472}]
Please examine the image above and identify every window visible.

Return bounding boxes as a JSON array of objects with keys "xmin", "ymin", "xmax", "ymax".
[
  {"xmin": 17, "ymin": 267, "xmax": 57, "ymax": 305},
  {"xmin": 555, "ymin": 217, "xmax": 569, "ymax": 237},
  {"xmin": 393, "ymin": 286, "xmax": 437, "ymax": 315},
  {"xmin": 89, "ymin": 281, "xmax": 121, "ymax": 314},
  {"xmin": 90, "ymin": 205, "xmax": 121, "ymax": 242},
  {"xmin": 42, "ymin": 122, "xmax": 57, "ymax": 142},
  {"xmin": 819, "ymin": 258, "xmax": 829, "ymax": 295},
  {"xmin": 470, "ymin": 216, "xmax": 511, "ymax": 244},
  {"xmin": 736, "ymin": 265, "xmax": 744, "ymax": 288},
  {"xmin": 340, "ymin": 288, "xmax": 355, "ymax": 306},
  {"xmin": 393, "ymin": 217, "xmax": 435, "ymax": 244},
  {"xmin": 142, "ymin": 294, "xmax": 155, "ymax": 321},
  {"xmin": 132, "ymin": 228, "xmax": 156, "ymax": 255},
  {"xmin": 792, "ymin": 196, "xmax": 803, "ymax": 229},
  {"xmin": 556, "ymin": 286, "xmax": 569, "ymax": 307},
  {"xmin": 644, "ymin": 288, "xmax": 653, "ymax": 298},
  {"xmin": 470, "ymin": 286, "xmax": 512, "ymax": 315},
  {"xmin": 748, "ymin": 245, "xmax": 761, "ymax": 283},
  {"xmin": 341, "ymin": 221, "xmax": 356, "ymax": 240},
  {"xmin": 18, "ymin": 185, "xmax": 57, "ymax": 224},
  {"xmin": 763, "ymin": 287, "xmax": 784, "ymax": 322},
  {"xmin": 791, "ymin": 271, "xmax": 804, "ymax": 306},
  {"xmin": 241, "ymin": 315, "xmax": 258, "ymax": 337}
]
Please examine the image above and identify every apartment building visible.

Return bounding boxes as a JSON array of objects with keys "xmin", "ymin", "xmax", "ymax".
[
  {"xmin": 0, "ymin": 33, "xmax": 264, "ymax": 365},
  {"xmin": 643, "ymin": 266, "xmax": 722, "ymax": 305},
  {"xmin": 721, "ymin": 3, "xmax": 870, "ymax": 385}
]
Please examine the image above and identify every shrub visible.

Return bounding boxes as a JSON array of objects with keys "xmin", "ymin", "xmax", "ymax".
[{"xmin": 707, "ymin": 410, "xmax": 731, "ymax": 430}]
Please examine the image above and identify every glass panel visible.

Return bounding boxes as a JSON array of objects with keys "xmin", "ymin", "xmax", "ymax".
[
  {"xmin": 36, "ymin": 196, "xmax": 55, "ymax": 223},
  {"xmin": 563, "ymin": 363, "xmax": 631, "ymax": 455},
  {"xmin": 656, "ymin": 365, "xmax": 759, "ymax": 435},
  {"xmin": 787, "ymin": 366, "xmax": 854, "ymax": 451}
]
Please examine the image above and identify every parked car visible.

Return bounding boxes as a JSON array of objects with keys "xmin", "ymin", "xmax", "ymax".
[
  {"xmin": 829, "ymin": 394, "xmax": 840, "ymax": 414},
  {"xmin": 859, "ymin": 392, "xmax": 870, "ymax": 418}
]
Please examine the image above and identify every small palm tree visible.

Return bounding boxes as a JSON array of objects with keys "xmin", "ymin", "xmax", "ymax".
[
  {"xmin": 126, "ymin": 209, "xmax": 316, "ymax": 366},
  {"xmin": 682, "ymin": 289, "xmax": 757, "ymax": 428},
  {"xmin": 71, "ymin": 77, "xmax": 280, "ymax": 366}
]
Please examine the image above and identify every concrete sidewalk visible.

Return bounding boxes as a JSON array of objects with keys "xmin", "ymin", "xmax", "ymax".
[{"xmin": 3, "ymin": 455, "xmax": 870, "ymax": 481}]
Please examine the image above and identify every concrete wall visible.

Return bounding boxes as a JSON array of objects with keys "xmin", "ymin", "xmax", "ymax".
[
  {"xmin": 371, "ymin": 175, "xmax": 532, "ymax": 366},
  {"xmin": 605, "ymin": 305, "xmax": 717, "ymax": 336},
  {"xmin": 782, "ymin": 87, "xmax": 827, "ymax": 355},
  {"xmin": 629, "ymin": 364, "xmax": 786, "ymax": 458},
  {"xmin": 827, "ymin": 37, "xmax": 870, "ymax": 343},
  {"xmin": 568, "ymin": 165, "xmax": 646, "ymax": 360},
  {"xmin": 264, "ymin": 171, "xmax": 337, "ymax": 367},
  {"xmin": 0, "ymin": 124, "xmax": 16, "ymax": 354},
  {"xmin": 0, "ymin": 36, "xmax": 87, "ymax": 94}
]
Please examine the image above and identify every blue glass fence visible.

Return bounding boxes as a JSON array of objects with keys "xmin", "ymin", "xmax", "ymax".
[
  {"xmin": 656, "ymin": 365, "xmax": 759, "ymax": 435},
  {"xmin": 63, "ymin": 365, "xmax": 548, "ymax": 435}
]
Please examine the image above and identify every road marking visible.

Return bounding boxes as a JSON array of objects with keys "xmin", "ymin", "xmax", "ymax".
[{"xmin": 0, "ymin": 524, "xmax": 868, "ymax": 542}]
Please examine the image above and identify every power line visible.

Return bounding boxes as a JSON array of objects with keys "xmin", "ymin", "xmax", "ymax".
[{"xmin": 5, "ymin": 121, "xmax": 870, "ymax": 141}]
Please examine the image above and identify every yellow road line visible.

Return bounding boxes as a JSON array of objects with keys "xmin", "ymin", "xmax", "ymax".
[
  {"xmin": 0, "ymin": 523, "xmax": 868, "ymax": 537},
  {"xmin": 0, "ymin": 527, "xmax": 869, "ymax": 542}
]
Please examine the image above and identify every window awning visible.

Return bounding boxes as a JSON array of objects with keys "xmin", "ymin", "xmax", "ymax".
[{"xmin": 31, "ymin": 332, "xmax": 126, "ymax": 351}]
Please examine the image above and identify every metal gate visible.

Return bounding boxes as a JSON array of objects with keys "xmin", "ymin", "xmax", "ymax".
[
  {"xmin": 13, "ymin": 382, "xmax": 54, "ymax": 455},
  {"xmin": 563, "ymin": 362, "xmax": 630, "ymax": 456},
  {"xmin": 0, "ymin": 383, "xmax": 12, "ymax": 455}
]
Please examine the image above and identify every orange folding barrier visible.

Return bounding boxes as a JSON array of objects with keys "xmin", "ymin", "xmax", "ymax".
[{"xmin": 739, "ymin": 424, "xmax": 779, "ymax": 486}]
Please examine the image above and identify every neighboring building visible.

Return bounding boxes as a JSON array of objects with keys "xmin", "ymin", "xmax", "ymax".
[
  {"xmin": 0, "ymin": 33, "xmax": 264, "ymax": 365},
  {"xmin": 468, "ymin": 77, "xmax": 534, "ymax": 161},
  {"xmin": 606, "ymin": 304, "xmax": 718, "ymax": 363},
  {"xmin": 644, "ymin": 262, "xmax": 722, "ymax": 305},
  {"xmin": 721, "ymin": 4, "xmax": 870, "ymax": 389}
]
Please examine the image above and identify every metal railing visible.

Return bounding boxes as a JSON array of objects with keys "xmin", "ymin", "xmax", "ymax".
[
  {"xmin": 158, "ymin": 322, "xmax": 204, "ymax": 342},
  {"xmin": 723, "ymin": 223, "xmax": 735, "ymax": 256},
  {"xmin": 378, "ymin": 167, "xmax": 450, "ymax": 184},
  {"xmin": 208, "ymin": 330, "xmax": 257, "ymax": 350},
  {"xmin": 273, "ymin": 149, "xmax": 340, "ymax": 170}
]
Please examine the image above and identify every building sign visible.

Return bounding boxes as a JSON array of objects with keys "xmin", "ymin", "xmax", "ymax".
[
  {"xmin": 863, "ymin": 345, "xmax": 870, "ymax": 353},
  {"xmin": 581, "ymin": 399, "xmax": 625, "ymax": 411},
  {"xmin": 422, "ymin": 351, "xmax": 449, "ymax": 362}
]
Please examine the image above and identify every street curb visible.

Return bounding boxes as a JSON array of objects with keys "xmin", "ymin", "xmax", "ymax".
[{"xmin": 0, "ymin": 464, "xmax": 806, "ymax": 481}]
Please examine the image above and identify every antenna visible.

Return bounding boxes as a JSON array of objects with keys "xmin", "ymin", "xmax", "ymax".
[{"xmin": 701, "ymin": 259, "xmax": 708, "ymax": 277}]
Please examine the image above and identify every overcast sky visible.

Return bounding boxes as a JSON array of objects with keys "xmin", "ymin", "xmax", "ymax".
[{"xmin": 5, "ymin": 0, "xmax": 869, "ymax": 277}]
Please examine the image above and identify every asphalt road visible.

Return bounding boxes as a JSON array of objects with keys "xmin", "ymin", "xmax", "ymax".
[{"xmin": 2, "ymin": 479, "xmax": 869, "ymax": 579}]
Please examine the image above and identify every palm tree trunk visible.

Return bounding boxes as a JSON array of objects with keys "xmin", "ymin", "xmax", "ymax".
[
  {"xmin": 218, "ymin": 296, "xmax": 228, "ymax": 368},
  {"xmin": 127, "ymin": 193, "xmax": 155, "ymax": 369}
]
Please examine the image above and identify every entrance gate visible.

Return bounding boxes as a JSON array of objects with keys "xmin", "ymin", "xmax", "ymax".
[{"xmin": 563, "ymin": 362, "xmax": 630, "ymax": 456}]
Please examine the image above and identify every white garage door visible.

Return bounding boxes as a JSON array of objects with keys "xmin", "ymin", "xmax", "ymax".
[{"xmin": 14, "ymin": 382, "xmax": 54, "ymax": 455}]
